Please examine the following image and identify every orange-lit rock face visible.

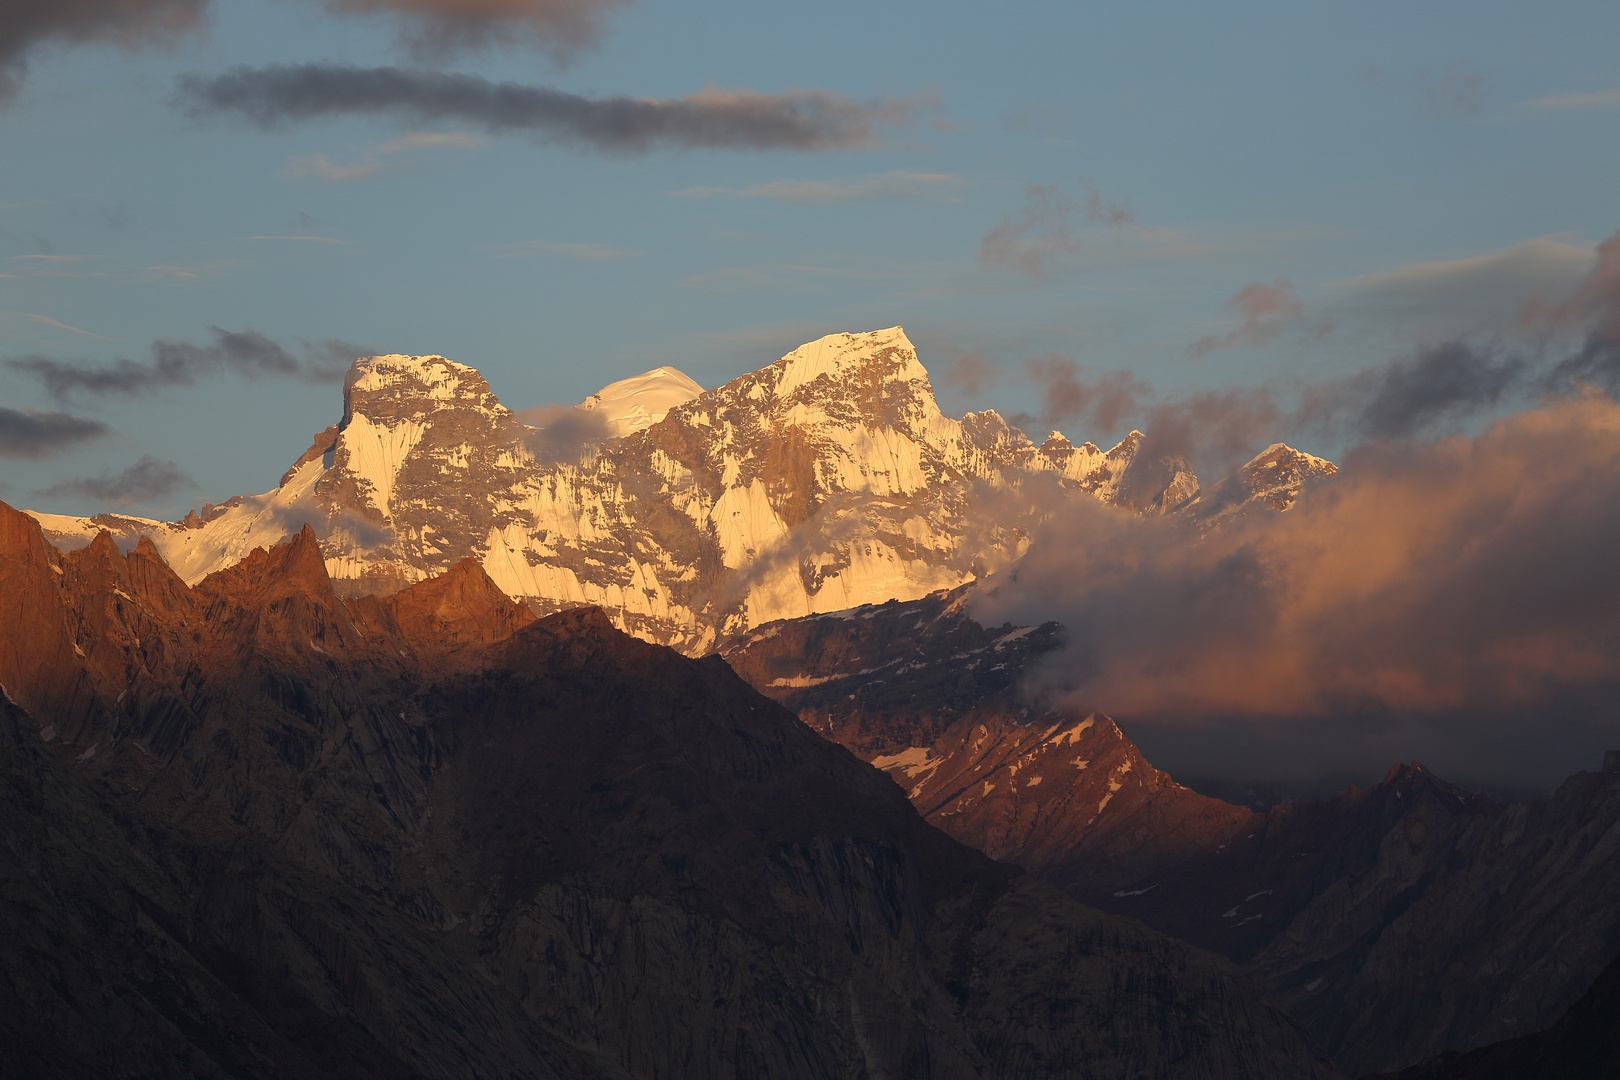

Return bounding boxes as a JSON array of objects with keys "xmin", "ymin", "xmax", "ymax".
[
  {"xmin": 0, "ymin": 499, "xmax": 93, "ymax": 727},
  {"xmin": 0, "ymin": 505, "xmax": 547, "ymax": 758},
  {"xmin": 383, "ymin": 556, "xmax": 536, "ymax": 653}
]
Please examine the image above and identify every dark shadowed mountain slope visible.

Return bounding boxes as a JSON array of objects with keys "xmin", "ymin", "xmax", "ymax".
[
  {"xmin": 0, "ymin": 500, "xmax": 1339, "ymax": 1080},
  {"xmin": 1366, "ymin": 946, "xmax": 1620, "ymax": 1080},
  {"xmin": 724, "ymin": 587, "xmax": 1620, "ymax": 1075}
]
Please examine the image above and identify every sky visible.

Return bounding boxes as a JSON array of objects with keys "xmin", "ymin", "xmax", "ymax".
[{"xmin": 3, "ymin": 0, "xmax": 1619, "ymax": 516}]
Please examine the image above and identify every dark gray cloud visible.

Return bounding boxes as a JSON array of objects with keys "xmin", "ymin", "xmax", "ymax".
[
  {"xmin": 0, "ymin": 406, "xmax": 108, "ymax": 458},
  {"xmin": 1527, "ymin": 228, "xmax": 1620, "ymax": 395},
  {"xmin": 0, "ymin": 1, "xmax": 632, "ymax": 103},
  {"xmin": 302, "ymin": 337, "xmax": 371, "ymax": 382},
  {"xmin": 0, "ymin": 0, "xmax": 205, "ymax": 102},
  {"xmin": 7, "ymin": 327, "xmax": 354, "ymax": 400},
  {"xmin": 174, "ymin": 64, "xmax": 913, "ymax": 152},
  {"xmin": 33, "ymin": 454, "xmax": 192, "ymax": 503},
  {"xmin": 323, "ymin": 0, "xmax": 630, "ymax": 62},
  {"xmin": 1424, "ymin": 62, "xmax": 1489, "ymax": 116},
  {"xmin": 1140, "ymin": 388, "xmax": 1284, "ymax": 469},
  {"xmin": 1307, "ymin": 341, "xmax": 1526, "ymax": 441}
]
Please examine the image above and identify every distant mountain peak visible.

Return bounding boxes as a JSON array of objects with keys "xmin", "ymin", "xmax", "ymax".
[
  {"xmin": 1175, "ymin": 440, "xmax": 1339, "ymax": 531},
  {"xmin": 578, "ymin": 365, "xmax": 704, "ymax": 437}
]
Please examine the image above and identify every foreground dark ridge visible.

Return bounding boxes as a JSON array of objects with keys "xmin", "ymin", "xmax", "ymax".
[
  {"xmin": 1365, "ymin": 947, "xmax": 1620, "ymax": 1079},
  {"xmin": 0, "ymin": 500, "xmax": 1337, "ymax": 1079},
  {"xmin": 724, "ymin": 588, "xmax": 1620, "ymax": 1075}
]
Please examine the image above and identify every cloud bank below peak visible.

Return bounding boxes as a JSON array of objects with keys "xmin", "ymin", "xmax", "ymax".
[{"xmin": 976, "ymin": 388, "xmax": 1620, "ymax": 791}]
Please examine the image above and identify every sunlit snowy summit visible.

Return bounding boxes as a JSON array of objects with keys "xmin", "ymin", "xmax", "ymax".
[
  {"xmin": 578, "ymin": 366, "xmax": 704, "ymax": 437},
  {"xmin": 26, "ymin": 327, "xmax": 1329, "ymax": 653}
]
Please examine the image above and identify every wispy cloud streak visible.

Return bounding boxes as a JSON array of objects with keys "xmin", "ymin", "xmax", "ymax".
[
  {"xmin": 176, "ymin": 64, "xmax": 917, "ymax": 152},
  {"xmin": 1531, "ymin": 88, "xmax": 1620, "ymax": 108},
  {"xmin": 6, "ymin": 327, "xmax": 360, "ymax": 399},
  {"xmin": 674, "ymin": 171, "xmax": 963, "ymax": 204}
]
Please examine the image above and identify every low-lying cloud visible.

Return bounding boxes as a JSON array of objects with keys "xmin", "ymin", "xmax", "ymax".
[
  {"xmin": 515, "ymin": 402, "xmax": 609, "ymax": 464},
  {"xmin": 176, "ymin": 65, "xmax": 916, "ymax": 152},
  {"xmin": 0, "ymin": 0, "xmax": 206, "ymax": 102},
  {"xmin": 0, "ymin": 406, "xmax": 108, "ymax": 458},
  {"xmin": 33, "ymin": 454, "xmax": 192, "ymax": 503},
  {"xmin": 7, "ymin": 327, "xmax": 359, "ymax": 400},
  {"xmin": 974, "ymin": 390, "xmax": 1620, "ymax": 792}
]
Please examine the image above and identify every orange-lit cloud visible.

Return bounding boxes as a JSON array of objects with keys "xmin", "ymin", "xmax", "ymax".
[
  {"xmin": 324, "ymin": 0, "xmax": 629, "ymax": 61},
  {"xmin": 975, "ymin": 389, "xmax": 1620, "ymax": 789}
]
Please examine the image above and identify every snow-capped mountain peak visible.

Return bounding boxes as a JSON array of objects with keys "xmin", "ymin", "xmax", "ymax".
[
  {"xmin": 24, "ymin": 327, "xmax": 1313, "ymax": 652},
  {"xmin": 1175, "ymin": 441, "xmax": 1339, "ymax": 532},
  {"xmin": 578, "ymin": 366, "xmax": 704, "ymax": 438}
]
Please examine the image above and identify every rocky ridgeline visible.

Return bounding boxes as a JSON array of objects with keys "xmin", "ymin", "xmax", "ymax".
[
  {"xmin": 27, "ymin": 327, "xmax": 1324, "ymax": 654},
  {"xmin": 0, "ymin": 501, "xmax": 1341, "ymax": 1079}
]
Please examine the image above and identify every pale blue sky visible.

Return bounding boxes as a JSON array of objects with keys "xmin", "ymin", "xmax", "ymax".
[{"xmin": 3, "ymin": 0, "xmax": 1618, "ymax": 517}]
